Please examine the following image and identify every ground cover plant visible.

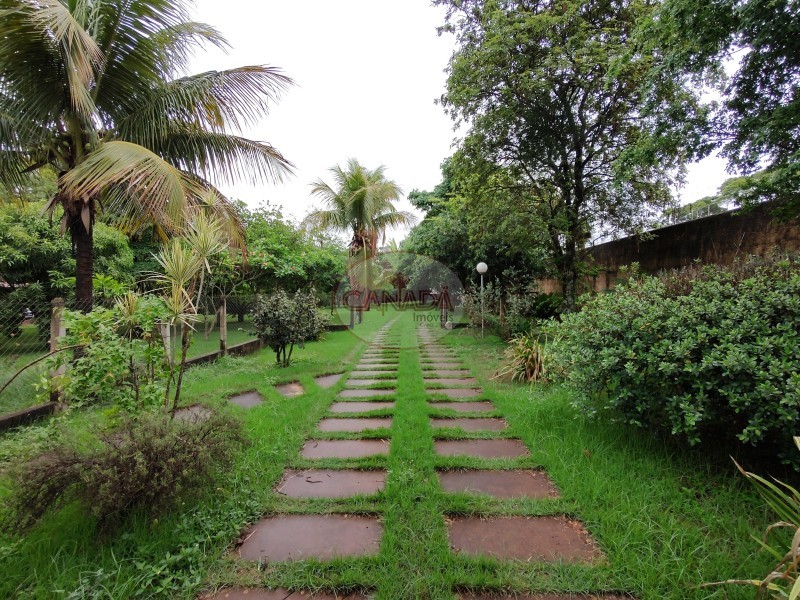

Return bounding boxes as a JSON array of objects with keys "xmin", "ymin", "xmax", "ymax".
[
  {"xmin": 548, "ymin": 256, "xmax": 800, "ymax": 466},
  {"xmin": 0, "ymin": 308, "xmax": 783, "ymax": 599}
]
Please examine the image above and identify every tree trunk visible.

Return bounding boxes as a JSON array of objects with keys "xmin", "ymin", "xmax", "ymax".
[
  {"xmin": 561, "ymin": 231, "xmax": 578, "ymax": 313},
  {"xmin": 70, "ymin": 203, "xmax": 94, "ymax": 313}
]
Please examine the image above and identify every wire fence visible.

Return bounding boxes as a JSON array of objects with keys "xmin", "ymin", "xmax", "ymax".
[{"xmin": 0, "ymin": 293, "xmax": 53, "ymax": 415}]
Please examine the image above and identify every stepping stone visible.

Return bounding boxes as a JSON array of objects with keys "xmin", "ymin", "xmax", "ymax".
[
  {"xmin": 345, "ymin": 379, "xmax": 397, "ymax": 387},
  {"xmin": 349, "ymin": 370, "xmax": 396, "ymax": 377},
  {"xmin": 173, "ymin": 403, "xmax": 214, "ymax": 422},
  {"xmin": 204, "ymin": 589, "xmax": 367, "ymax": 600},
  {"xmin": 354, "ymin": 364, "xmax": 397, "ymax": 371},
  {"xmin": 330, "ymin": 402, "xmax": 394, "ymax": 413},
  {"xmin": 277, "ymin": 469, "xmax": 386, "ymax": 498},
  {"xmin": 448, "ymin": 516, "xmax": 600, "ymax": 562},
  {"xmin": 339, "ymin": 388, "xmax": 395, "ymax": 398},
  {"xmin": 459, "ymin": 594, "xmax": 629, "ymax": 600},
  {"xmin": 315, "ymin": 373, "xmax": 343, "ymax": 388},
  {"xmin": 435, "ymin": 439, "xmax": 529, "ymax": 458},
  {"xmin": 318, "ymin": 418, "xmax": 392, "ymax": 432},
  {"xmin": 425, "ymin": 378, "xmax": 479, "ymax": 386},
  {"xmin": 431, "ymin": 418, "xmax": 507, "ymax": 432},
  {"xmin": 423, "ymin": 363, "xmax": 463, "ymax": 370},
  {"xmin": 429, "ymin": 402, "xmax": 494, "ymax": 413},
  {"xmin": 423, "ymin": 370, "xmax": 471, "ymax": 378},
  {"xmin": 427, "ymin": 388, "xmax": 482, "ymax": 398},
  {"xmin": 438, "ymin": 470, "xmax": 559, "ymax": 498},
  {"xmin": 237, "ymin": 515, "xmax": 382, "ymax": 561},
  {"xmin": 229, "ymin": 390, "xmax": 264, "ymax": 408},
  {"xmin": 275, "ymin": 382, "xmax": 304, "ymax": 398},
  {"xmin": 301, "ymin": 439, "xmax": 390, "ymax": 458}
]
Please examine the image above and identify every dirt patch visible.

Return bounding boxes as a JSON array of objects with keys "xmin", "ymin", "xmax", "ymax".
[
  {"xmin": 173, "ymin": 404, "xmax": 214, "ymax": 422},
  {"xmin": 438, "ymin": 469, "xmax": 559, "ymax": 498},
  {"xmin": 448, "ymin": 515, "xmax": 601, "ymax": 562},
  {"xmin": 204, "ymin": 589, "xmax": 367, "ymax": 600},
  {"xmin": 236, "ymin": 514, "xmax": 382, "ymax": 561}
]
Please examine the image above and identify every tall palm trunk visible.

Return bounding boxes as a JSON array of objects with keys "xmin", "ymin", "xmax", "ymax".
[{"xmin": 67, "ymin": 199, "xmax": 94, "ymax": 313}]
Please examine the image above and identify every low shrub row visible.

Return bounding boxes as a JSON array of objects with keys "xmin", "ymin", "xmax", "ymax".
[{"xmin": 548, "ymin": 257, "xmax": 800, "ymax": 466}]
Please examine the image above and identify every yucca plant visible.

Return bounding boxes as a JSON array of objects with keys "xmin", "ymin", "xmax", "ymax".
[
  {"xmin": 706, "ymin": 437, "xmax": 800, "ymax": 598},
  {"xmin": 494, "ymin": 332, "xmax": 552, "ymax": 384}
]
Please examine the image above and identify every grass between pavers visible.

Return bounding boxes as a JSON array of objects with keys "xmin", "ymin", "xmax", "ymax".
[{"xmin": 0, "ymin": 308, "xmax": 781, "ymax": 599}]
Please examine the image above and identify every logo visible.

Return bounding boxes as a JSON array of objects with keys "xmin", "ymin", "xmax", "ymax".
[{"xmin": 330, "ymin": 251, "xmax": 465, "ymax": 347}]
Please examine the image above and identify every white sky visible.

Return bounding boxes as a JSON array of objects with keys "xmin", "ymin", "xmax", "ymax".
[{"xmin": 189, "ymin": 0, "xmax": 729, "ymax": 242}]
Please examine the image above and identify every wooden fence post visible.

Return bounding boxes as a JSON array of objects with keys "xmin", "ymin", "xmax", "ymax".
[
  {"xmin": 49, "ymin": 297, "xmax": 65, "ymax": 403},
  {"xmin": 160, "ymin": 322, "xmax": 173, "ymax": 365},
  {"xmin": 219, "ymin": 295, "xmax": 227, "ymax": 356}
]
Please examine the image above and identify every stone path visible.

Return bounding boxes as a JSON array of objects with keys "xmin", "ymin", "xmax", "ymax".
[{"xmin": 212, "ymin": 321, "xmax": 616, "ymax": 599}]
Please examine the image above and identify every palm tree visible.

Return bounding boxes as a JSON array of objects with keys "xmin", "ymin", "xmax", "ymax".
[
  {"xmin": 304, "ymin": 159, "xmax": 415, "ymax": 323},
  {"xmin": 0, "ymin": 0, "xmax": 293, "ymax": 312}
]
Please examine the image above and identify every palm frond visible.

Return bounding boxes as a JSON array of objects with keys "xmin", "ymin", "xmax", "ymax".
[
  {"xmin": 62, "ymin": 140, "xmax": 192, "ymax": 231},
  {"xmin": 151, "ymin": 128, "xmax": 293, "ymax": 186},
  {"xmin": 116, "ymin": 67, "xmax": 293, "ymax": 145}
]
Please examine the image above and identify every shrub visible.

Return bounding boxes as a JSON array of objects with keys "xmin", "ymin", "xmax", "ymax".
[
  {"xmin": 46, "ymin": 294, "xmax": 170, "ymax": 409},
  {"xmin": 253, "ymin": 287, "xmax": 326, "ymax": 367},
  {"xmin": 549, "ymin": 256, "xmax": 800, "ymax": 465},
  {"xmin": 2, "ymin": 409, "xmax": 246, "ymax": 533}
]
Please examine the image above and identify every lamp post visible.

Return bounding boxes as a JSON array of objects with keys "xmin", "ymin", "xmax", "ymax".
[{"xmin": 476, "ymin": 262, "xmax": 488, "ymax": 338}]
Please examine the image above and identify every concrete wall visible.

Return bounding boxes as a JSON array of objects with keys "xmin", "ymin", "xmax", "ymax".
[{"xmin": 538, "ymin": 201, "xmax": 800, "ymax": 293}]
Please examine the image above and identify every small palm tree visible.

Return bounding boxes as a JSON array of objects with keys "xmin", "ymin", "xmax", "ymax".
[
  {"xmin": 305, "ymin": 159, "xmax": 414, "ymax": 317},
  {"xmin": 0, "ymin": 0, "xmax": 293, "ymax": 312}
]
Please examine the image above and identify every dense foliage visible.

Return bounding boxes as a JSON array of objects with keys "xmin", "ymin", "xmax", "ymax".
[
  {"xmin": 2, "ymin": 409, "xmax": 246, "ymax": 533},
  {"xmin": 253, "ymin": 288, "xmax": 326, "ymax": 367},
  {"xmin": 550, "ymin": 258, "xmax": 800, "ymax": 465}
]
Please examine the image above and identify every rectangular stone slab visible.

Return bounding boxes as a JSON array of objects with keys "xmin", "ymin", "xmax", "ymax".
[
  {"xmin": 318, "ymin": 418, "xmax": 392, "ymax": 432},
  {"xmin": 429, "ymin": 402, "xmax": 494, "ymax": 413},
  {"xmin": 275, "ymin": 382, "xmax": 304, "ymax": 398},
  {"xmin": 459, "ymin": 594, "xmax": 629, "ymax": 600},
  {"xmin": 448, "ymin": 516, "xmax": 599, "ymax": 562},
  {"xmin": 301, "ymin": 439, "xmax": 389, "ymax": 458},
  {"xmin": 314, "ymin": 374, "xmax": 343, "ymax": 389},
  {"xmin": 434, "ymin": 439, "xmax": 529, "ymax": 458},
  {"xmin": 277, "ymin": 469, "xmax": 386, "ymax": 498},
  {"xmin": 229, "ymin": 391, "xmax": 264, "ymax": 408},
  {"xmin": 344, "ymin": 379, "xmax": 397, "ymax": 387},
  {"xmin": 353, "ymin": 364, "xmax": 397, "ymax": 371},
  {"xmin": 204, "ymin": 588, "xmax": 367, "ymax": 600},
  {"xmin": 438, "ymin": 469, "xmax": 559, "ymax": 498},
  {"xmin": 330, "ymin": 402, "xmax": 394, "ymax": 413},
  {"xmin": 349, "ymin": 371, "xmax": 397, "ymax": 377},
  {"xmin": 430, "ymin": 418, "xmax": 507, "ymax": 432},
  {"xmin": 339, "ymin": 388, "xmax": 395, "ymax": 398},
  {"xmin": 422, "ymin": 363, "xmax": 463, "ymax": 370},
  {"xmin": 423, "ymin": 370, "xmax": 471, "ymax": 378},
  {"xmin": 426, "ymin": 388, "xmax": 482, "ymax": 398},
  {"xmin": 425, "ymin": 378, "xmax": 479, "ymax": 386},
  {"xmin": 237, "ymin": 515, "xmax": 382, "ymax": 561}
]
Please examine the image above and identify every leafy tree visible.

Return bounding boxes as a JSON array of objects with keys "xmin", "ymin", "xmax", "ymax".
[
  {"xmin": 437, "ymin": 0, "xmax": 679, "ymax": 310},
  {"xmin": 0, "ymin": 0, "xmax": 292, "ymax": 312},
  {"xmin": 642, "ymin": 0, "xmax": 800, "ymax": 217}
]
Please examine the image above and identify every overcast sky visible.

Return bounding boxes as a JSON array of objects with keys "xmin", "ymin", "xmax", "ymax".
[{"xmin": 189, "ymin": 0, "xmax": 729, "ymax": 241}]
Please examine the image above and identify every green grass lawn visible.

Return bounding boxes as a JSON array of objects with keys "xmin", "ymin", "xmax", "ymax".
[
  {"xmin": 0, "ymin": 307, "xmax": 781, "ymax": 599},
  {"xmin": 0, "ymin": 325, "xmax": 49, "ymax": 414}
]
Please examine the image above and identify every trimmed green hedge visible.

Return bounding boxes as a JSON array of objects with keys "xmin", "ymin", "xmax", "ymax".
[{"xmin": 550, "ymin": 258, "xmax": 800, "ymax": 465}]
